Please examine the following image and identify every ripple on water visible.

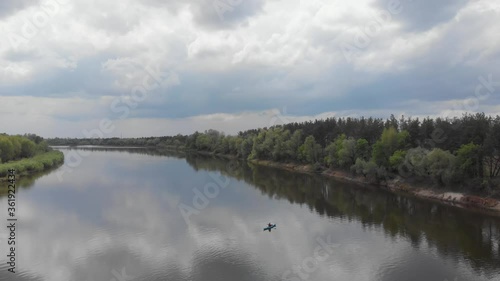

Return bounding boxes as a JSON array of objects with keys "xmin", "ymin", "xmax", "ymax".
[
  {"xmin": 186, "ymin": 230, "xmax": 268, "ymax": 281},
  {"xmin": 0, "ymin": 262, "xmax": 43, "ymax": 281}
]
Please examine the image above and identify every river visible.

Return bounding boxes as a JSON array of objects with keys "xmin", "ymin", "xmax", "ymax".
[{"xmin": 0, "ymin": 147, "xmax": 499, "ymax": 281}]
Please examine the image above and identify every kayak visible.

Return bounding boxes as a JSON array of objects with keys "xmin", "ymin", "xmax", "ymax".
[{"xmin": 263, "ymin": 224, "xmax": 277, "ymax": 232}]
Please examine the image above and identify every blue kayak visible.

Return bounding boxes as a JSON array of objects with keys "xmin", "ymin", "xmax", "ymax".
[{"xmin": 264, "ymin": 224, "xmax": 276, "ymax": 232}]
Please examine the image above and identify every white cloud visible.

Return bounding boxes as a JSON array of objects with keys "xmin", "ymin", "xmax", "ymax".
[{"xmin": 0, "ymin": 0, "xmax": 499, "ymax": 136}]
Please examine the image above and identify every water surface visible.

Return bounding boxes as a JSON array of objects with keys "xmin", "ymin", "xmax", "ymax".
[{"xmin": 0, "ymin": 147, "xmax": 499, "ymax": 281}]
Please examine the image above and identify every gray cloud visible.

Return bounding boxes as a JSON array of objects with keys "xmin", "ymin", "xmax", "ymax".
[
  {"xmin": 0, "ymin": 0, "xmax": 499, "ymax": 137},
  {"xmin": 372, "ymin": 0, "xmax": 469, "ymax": 32},
  {"xmin": 0, "ymin": 0, "xmax": 40, "ymax": 19},
  {"xmin": 191, "ymin": 0, "xmax": 265, "ymax": 30},
  {"xmin": 142, "ymin": 0, "xmax": 265, "ymax": 30}
]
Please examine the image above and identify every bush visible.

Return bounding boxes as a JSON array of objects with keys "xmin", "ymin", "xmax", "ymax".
[
  {"xmin": 426, "ymin": 148, "xmax": 456, "ymax": 186},
  {"xmin": 389, "ymin": 150, "xmax": 406, "ymax": 171},
  {"xmin": 351, "ymin": 158, "xmax": 385, "ymax": 183},
  {"xmin": 0, "ymin": 151, "xmax": 64, "ymax": 177},
  {"xmin": 399, "ymin": 147, "xmax": 429, "ymax": 179}
]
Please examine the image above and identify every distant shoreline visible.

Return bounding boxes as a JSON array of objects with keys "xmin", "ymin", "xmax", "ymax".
[{"xmin": 50, "ymin": 145, "xmax": 149, "ymax": 149}]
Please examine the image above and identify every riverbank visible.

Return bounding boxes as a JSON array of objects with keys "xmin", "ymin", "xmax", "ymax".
[
  {"xmin": 249, "ymin": 159, "xmax": 500, "ymax": 215},
  {"xmin": 0, "ymin": 150, "xmax": 64, "ymax": 179},
  {"xmin": 153, "ymin": 148, "xmax": 500, "ymax": 214},
  {"xmin": 38, "ymin": 145, "xmax": 500, "ymax": 214}
]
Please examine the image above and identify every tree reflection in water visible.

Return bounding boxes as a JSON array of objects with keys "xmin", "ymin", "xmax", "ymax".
[{"xmin": 183, "ymin": 152, "xmax": 500, "ymax": 275}]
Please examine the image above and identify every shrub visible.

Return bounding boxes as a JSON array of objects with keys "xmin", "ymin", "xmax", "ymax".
[{"xmin": 0, "ymin": 151, "xmax": 64, "ymax": 177}]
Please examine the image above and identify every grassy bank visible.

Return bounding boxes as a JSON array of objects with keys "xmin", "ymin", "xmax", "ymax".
[{"xmin": 0, "ymin": 150, "xmax": 64, "ymax": 178}]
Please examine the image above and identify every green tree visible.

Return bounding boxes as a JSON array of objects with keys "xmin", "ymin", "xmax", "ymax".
[
  {"xmin": 285, "ymin": 130, "xmax": 303, "ymax": 161},
  {"xmin": 240, "ymin": 137, "xmax": 254, "ymax": 159},
  {"xmin": 455, "ymin": 142, "xmax": 481, "ymax": 179},
  {"xmin": 399, "ymin": 147, "xmax": 429, "ymax": 179},
  {"xmin": 37, "ymin": 141, "xmax": 51, "ymax": 153},
  {"xmin": 338, "ymin": 138, "xmax": 357, "ymax": 168},
  {"xmin": 351, "ymin": 158, "xmax": 385, "ymax": 183},
  {"xmin": 272, "ymin": 129, "xmax": 290, "ymax": 161},
  {"xmin": 19, "ymin": 138, "xmax": 36, "ymax": 158},
  {"xmin": 0, "ymin": 137, "xmax": 14, "ymax": 163},
  {"xmin": 195, "ymin": 134, "xmax": 212, "ymax": 151},
  {"xmin": 389, "ymin": 150, "xmax": 406, "ymax": 171},
  {"xmin": 324, "ymin": 134, "xmax": 346, "ymax": 167},
  {"xmin": 483, "ymin": 116, "xmax": 500, "ymax": 178},
  {"xmin": 371, "ymin": 141, "xmax": 385, "ymax": 167},
  {"xmin": 426, "ymin": 148, "xmax": 456, "ymax": 186},
  {"xmin": 298, "ymin": 136, "xmax": 322, "ymax": 164},
  {"xmin": 10, "ymin": 136, "xmax": 22, "ymax": 158},
  {"xmin": 356, "ymin": 138, "xmax": 370, "ymax": 160},
  {"xmin": 249, "ymin": 130, "xmax": 268, "ymax": 160},
  {"xmin": 372, "ymin": 127, "xmax": 409, "ymax": 167}
]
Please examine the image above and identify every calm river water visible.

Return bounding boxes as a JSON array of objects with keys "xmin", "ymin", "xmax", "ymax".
[{"xmin": 0, "ymin": 147, "xmax": 499, "ymax": 281}]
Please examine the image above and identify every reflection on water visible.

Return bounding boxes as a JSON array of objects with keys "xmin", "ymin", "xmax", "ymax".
[
  {"xmin": 0, "ymin": 147, "xmax": 498, "ymax": 281},
  {"xmin": 0, "ymin": 165, "xmax": 63, "ymax": 197},
  {"xmin": 185, "ymin": 154, "xmax": 500, "ymax": 274}
]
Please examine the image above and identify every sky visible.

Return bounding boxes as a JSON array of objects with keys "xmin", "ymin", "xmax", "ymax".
[{"xmin": 0, "ymin": 0, "xmax": 499, "ymax": 138}]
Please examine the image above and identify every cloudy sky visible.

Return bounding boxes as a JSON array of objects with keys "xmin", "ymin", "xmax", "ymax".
[{"xmin": 0, "ymin": 0, "xmax": 499, "ymax": 137}]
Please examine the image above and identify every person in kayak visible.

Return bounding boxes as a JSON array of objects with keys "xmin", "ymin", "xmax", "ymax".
[{"xmin": 264, "ymin": 223, "xmax": 276, "ymax": 232}]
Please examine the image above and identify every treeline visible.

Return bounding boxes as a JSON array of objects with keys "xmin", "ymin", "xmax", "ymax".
[
  {"xmin": 0, "ymin": 134, "xmax": 63, "ymax": 177},
  {"xmin": 46, "ymin": 113, "xmax": 500, "ymax": 192},
  {"xmin": 0, "ymin": 134, "xmax": 51, "ymax": 163},
  {"xmin": 48, "ymin": 136, "xmax": 169, "ymax": 147}
]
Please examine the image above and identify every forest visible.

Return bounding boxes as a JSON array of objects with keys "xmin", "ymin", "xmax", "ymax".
[{"xmin": 47, "ymin": 113, "xmax": 500, "ymax": 194}]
